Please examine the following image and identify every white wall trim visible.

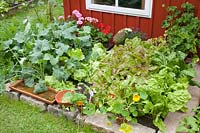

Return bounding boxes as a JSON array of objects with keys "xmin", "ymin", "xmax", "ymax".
[{"xmin": 86, "ymin": 0, "xmax": 153, "ymax": 18}]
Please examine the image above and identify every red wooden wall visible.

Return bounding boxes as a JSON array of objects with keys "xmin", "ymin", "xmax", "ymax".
[{"xmin": 63, "ymin": 0, "xmax": 200, "ymax": 37}]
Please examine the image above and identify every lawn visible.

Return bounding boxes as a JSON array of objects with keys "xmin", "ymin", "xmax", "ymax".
[{"xmin": 0, "ymin": 95, "xmax": 95, "ymax": 133}]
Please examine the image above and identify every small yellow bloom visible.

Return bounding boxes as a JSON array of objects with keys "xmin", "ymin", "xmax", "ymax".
[
  {"xmin": 119, "ymin": 123, "xmax": 132, "ymax": 133},
  {"xmin": 133, "ymin": 94, "xmax": 140, "ymax": 102},
  {"xmin": 106, "ymin": 121, "xmax": 112, "ymax": 127}
]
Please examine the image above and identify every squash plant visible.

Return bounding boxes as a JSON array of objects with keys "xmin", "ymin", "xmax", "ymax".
[
  {"xmin": 90, "ymin": 37, "xmax": 196, "ymax": 132},
  {"xmin": 3, "ymin": 14, "xmax": 107, "ymax": 93}
]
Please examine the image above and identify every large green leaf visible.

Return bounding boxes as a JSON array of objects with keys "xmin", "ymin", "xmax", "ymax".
[
  {"xmin": 4, "ymin": 39, "xmax": 13, "ymax": 50},
  {"xmin": 168, "ymin": 90, "xmax": 191, "ymax": 112},
  {"xmin": 34, "ymin": 39, "xmax": 51, "ymax": 52},
  {"xmin": 53, "ymin": 67, "xmax": 69, "ymax": 81},
  {"xmin": 34, "ymin": 80, "xmax": 47, "ymax": 94},
  {"xmin": 13, "ymin": 32, "xmax": 25, "ymax": 43},
  {"xmin": 153, "ymin": 117, "xmax": 166, "ymax": 133},
  {"xmin": 73, "ymin": 69, "xmax": 87, "ymax": 82},
  {"xmin": 67, "ymin": 48, "xmax": 85, "ymax": 61},
  {"xmin": 83, "ymin": 103, "xmax": 96, "ymax": 116},
  {"xmin": 24, "ymin": 78, "xmax": 34, "ymax": 88},
  {"xmin": 55, "ymin": 42, "xmax": 69, "ymax": 56},
  {"xmin": 82, "ymin": 26, "xmax": 91, "ymax": 33},
  {"xmin": 29, "ymin": 51, "xmax": 43, "ymax": 64}
]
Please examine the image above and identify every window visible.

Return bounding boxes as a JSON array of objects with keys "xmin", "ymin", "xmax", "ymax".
[{"xmin": 86, "ymin": 0, "xmax": 153, "ymax": 18}]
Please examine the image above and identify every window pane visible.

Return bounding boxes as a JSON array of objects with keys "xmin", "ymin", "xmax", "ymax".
[
  {"xmin": 119, "ymin": 0, "xmax": 145, "ymax": 9},
  {"xmin": 93, "ymin": 0, "xmax": 115, "ymax": 6}
]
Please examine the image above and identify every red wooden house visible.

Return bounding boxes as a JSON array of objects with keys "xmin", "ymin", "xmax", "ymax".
[{"xmin": 63, "ymin": 0, "xmax": 200, "ymax": 37}]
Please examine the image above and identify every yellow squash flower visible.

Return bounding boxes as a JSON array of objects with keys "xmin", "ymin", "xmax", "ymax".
[{"xmin": 132, "ymin": 94, "xmax": 140, "ymax": 102}]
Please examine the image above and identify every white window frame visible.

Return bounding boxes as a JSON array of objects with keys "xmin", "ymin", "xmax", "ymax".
[{"xmin": 86, "ymin": 0, "xmax": 153, "ymax": 18}]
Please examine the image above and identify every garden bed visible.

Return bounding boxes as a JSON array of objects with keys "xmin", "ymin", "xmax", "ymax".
[{"xmin": 3, "ymin": 66, "xmax": 200, "ymax": 133}]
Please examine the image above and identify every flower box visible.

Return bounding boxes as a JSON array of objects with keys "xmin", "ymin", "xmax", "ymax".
[{"xmin": 9, "ymin": 80, "xmax": 57, "ymax": 104}]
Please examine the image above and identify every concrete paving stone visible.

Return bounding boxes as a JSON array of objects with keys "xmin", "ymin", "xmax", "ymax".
[
  {"xmin": 75, "ymin": 113, "xmax": 87, "ymax": 125},
  {"xmin": 20, "ymin": 95, "xmax": 47, "ymax": 111},
  {"xmin": 85, "ymin": 113, "xmax": 156, "ymax": 133},
  {"xmin": 5, "ymin": 83, "xmax": 12, "ymax": 92},
  {"xmin": 3, "ymin": 90, "xmax": 20, "ymax": 100},
  {"xmin": 47, "ymin": 104, "xmax": 63, "ymax": 117},
  {"xmin": 63, "ymin": 109, "xmax": 79, "ymax": 120},
  {"xmin": 47, "ymin": 105, "xmax": 79, "ymax": 120}
]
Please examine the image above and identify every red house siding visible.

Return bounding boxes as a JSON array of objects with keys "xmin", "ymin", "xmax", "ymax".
[{"xmin": 63, "ymin": 0, "xmax": 200, "ymax": 37}]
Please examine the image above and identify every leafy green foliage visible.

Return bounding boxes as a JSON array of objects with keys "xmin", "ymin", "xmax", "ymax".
[
  {"xmin": 91, "ymin": 37, "xmax": 195, "ymax": 131},
  {"xmin": 0, "ymin": 0, "xmax": 64, "ymax": 94},
  {"xmin": 62, "ymin": 92, "xmax": 73, "ymax": 103},
  {"xmin": 62, "ymin": 92, "xmax": 87, "ymax": 105},
  {"xmin": 83, "ymin": 103, "xmax": 96, "ymax": 116},
  {"xmin": 3, "ymin": 17, "xmax": 107, "ymax": 94},
  {"xmin": 67, "ymin": 48, "xmax": 85, "ymax": 61},
  {"xmin": 0, "ymin": 1, "xmax": 9, "ymax": 14},
  {"xmin": 177, "ymin": 107, "xmax": 200, "ymax": 133},
  {"xmin": 45, "ymin": 76, "xmax": 75, "ymax": 91},
  {"xmin": 167, "ymin": 90, "xmax": 191, "ymax": 112},
  {"xmin": 33, "ymin": 80, "xmax": 48, "ymax": 94},
  {"xmin": 162, "ymin": 2, "xmax": 200, "ymax": 54}
]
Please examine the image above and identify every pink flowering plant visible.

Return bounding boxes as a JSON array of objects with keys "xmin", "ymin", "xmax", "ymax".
[{"xmin": 69, "ymin": 10, "xmax": 113, "ymax": 48}]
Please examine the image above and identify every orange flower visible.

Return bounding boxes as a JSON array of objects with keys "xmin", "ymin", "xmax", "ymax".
[
  {"xmin": 132, "ymin": 94, "xmax": 140, "ymax": 102},
  {"xmin": 109, "ymin": 93, "xmax": 115, "ymax": 99},
  {"xmin": 77, "ymin": 101, "xmax": 84, "ymax": 106}
]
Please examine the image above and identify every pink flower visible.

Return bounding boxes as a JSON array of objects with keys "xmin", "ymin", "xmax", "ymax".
[
  {"xmin": 75, "ymin": 12, "xmax": 82, "ymax": 18},
  {"xmin": 72, "ymin": 10, "xmax": 82, "ymax": 18},
  {"xmin": 85, "ymin": 17, "xmax": 99, "ymax": 23},
  {"xmin": 92, "ymin": 18, "xmax": 99, "ymax": 23},
  {"xmin": 85, "ymin": 17, "xmax": 92, "ymax": 22},
  {"xmin": 72, "ymin": 10, "xmax": 79, "ymax": 15},
  {"xmin": 58, "ymin": 15, "xmax": 64, "ymax": 20},
  {"xmin": 77, "ymin": 20, "xmax": 83, "ymax": 25},
  {"xmin": 78, "ymin": 17, "xmax": 84, "ymax": 21}
]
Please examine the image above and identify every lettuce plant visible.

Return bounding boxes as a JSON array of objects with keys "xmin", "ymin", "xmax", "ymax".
[{"xmin": 90, "ymin": 37, "xmax": 195, "ymax": 132}]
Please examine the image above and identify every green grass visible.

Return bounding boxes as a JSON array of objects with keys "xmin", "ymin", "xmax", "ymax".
[{"xmin": 0, "ymin": 95, "xmax": 96, "ymax": 133}]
